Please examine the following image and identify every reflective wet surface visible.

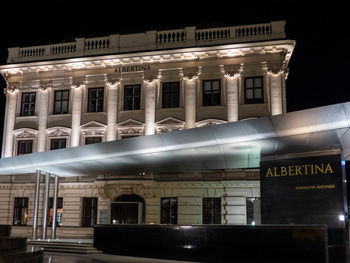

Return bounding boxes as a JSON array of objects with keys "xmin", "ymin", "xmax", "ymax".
[{"xmin": 43, "ymin": 252, "xmax": 200, "ymax": 263}]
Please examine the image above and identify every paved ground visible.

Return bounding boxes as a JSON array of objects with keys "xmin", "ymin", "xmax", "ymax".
[{"xmin": 43, "ymin": 252, "xmax": 201, "ymax": 263}]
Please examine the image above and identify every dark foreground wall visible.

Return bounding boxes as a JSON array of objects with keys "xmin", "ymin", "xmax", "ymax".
[
  {"xmin": 94, "ymin": 224, "xmax": 328, "ymax": 263},
  {"xmin": 0, "ymin": 225, "xmax": 43, "ymax": 263}
]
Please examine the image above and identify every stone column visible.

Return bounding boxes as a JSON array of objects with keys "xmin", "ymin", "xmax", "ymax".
[
  {"xmin": 269, "ymin": 72, "xmax": 283, "ymax": 116},
  {"xmin": 37, "ymin": 86, "xmax": 50, "ymax": 152},
  {"xmin": 184, "ymin": 78, "xmax": 197, "ymax": 129},
  {"xmin": 71, "ymin": 84, "xmax": 83, "ymax": 147},
  {"xmin": 226, "ymin": 75, "xmax": 239, "ymax": 122},
  {"xmin": 2, "ymin": 87, "xmax": 18, "ymax": 158},
  {"xmin": 32, "ymin": 170, "xmax": 41, "ymax": 240},
  {"xmin": 42, "ymin": 173, "xmax": 50, "ymax": 240},
  {"xmin": 106, "ymin": 82, "xmax": 118, "ymax": 141},
  {"xmin": 51, "ymin": 175, "xmax": 59, "ymax": 239}
]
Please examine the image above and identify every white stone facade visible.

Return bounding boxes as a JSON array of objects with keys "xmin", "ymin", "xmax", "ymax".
[{"xmin": 0, "ymin": 21, "xmax": 294, "ymax": 238}]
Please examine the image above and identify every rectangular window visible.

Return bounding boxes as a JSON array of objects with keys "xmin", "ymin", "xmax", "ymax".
[
  {"xmin": 244, "ymin": 77, "xmax": 264, "ymax": 104},
  {"xmin": 82, "ymin": 197, "xmax": 98, "ymax": 227},
  {"xmin": 48, "ymin": 197, "xmax": 63, "ymax": 226},
  {"xmin": 13, "ymin": 197, "xmax": 28, "ymax": 226},
  {"xmin": 21, "ymin": 92, "xmax": 36, "ymax": 116},
  {"xmin": 202, "ymin": 197, "xmax": 221, "ymax": 224},
  {"xmin": 124, "ymin": 84, "xmax": 141, "ymax": 110},
  {"xmin": 85, "ymin": 137, "xmax": 102, "ymax": 145},
  {"xmin": 54, "ymin": 90, "xmax": 69, "ymax": 114},
  {"xmin": 202, "ymin": 80, "xmax": 221, "ymax": 106},
  {"xmin": 162, "ymin": 82, "xmax": 180, "ymax": 108},
  {"xmin": 88, "ymin": 87, "xmax": 104, "ymax": 112},
  {"xmin": 161, "ymin": 197, "xmax": 178, "ymax": 224},
  {"xmin": 50, "ymin": 138, "xmax": 67, "ymax": 150},
  {"xmin": 246, "ymin": 197, "xmax": 261, "ymax": 225},
  {"xmin": 17, "ymin": 140, "xmax": 33, "ymax": 155}
]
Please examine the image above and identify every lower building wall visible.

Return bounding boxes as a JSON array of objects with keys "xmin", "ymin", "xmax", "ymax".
[{"xmin": 0, "ymin": 178, "xmax": 260, "ymax": 238}]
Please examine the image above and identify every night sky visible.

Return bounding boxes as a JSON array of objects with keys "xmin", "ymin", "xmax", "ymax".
[{"xmin": 0, "ymin": 1, "xmax": 348, "ymax": 152}]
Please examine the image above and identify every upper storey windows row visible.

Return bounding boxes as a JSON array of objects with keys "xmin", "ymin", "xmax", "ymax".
[{"xmin": 18, "ymin": 77, "xmax": 264, "ymax": 117}]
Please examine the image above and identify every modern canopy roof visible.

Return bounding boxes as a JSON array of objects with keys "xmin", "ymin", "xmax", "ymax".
[{"xmin": 1, "ymin": 102, "xmax": 350, "ymax": 177}]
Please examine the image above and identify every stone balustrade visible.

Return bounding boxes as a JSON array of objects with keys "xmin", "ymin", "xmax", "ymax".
[{"xmin": 7, "ymin": 21, "xmax": 286, "ymax": 63}]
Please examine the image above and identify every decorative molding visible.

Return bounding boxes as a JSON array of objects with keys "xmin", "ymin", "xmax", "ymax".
[
  {"xmin": 14, "ymin": 128, "xmax": 38, "ymax": 138},
  {"xmin": 156, "ymin": 117, "xmax": 185, "ymax": 134},
  {"xmin": 196, "ymin": 119, "xmax": 227, "ymax": 127},
  {"xmin": 40, "ymin": 80, "xmax": 52, "ymax": 90},
  {"xmin": 46, "ymin": 127, "xmax": 71, "ymax": 137}
]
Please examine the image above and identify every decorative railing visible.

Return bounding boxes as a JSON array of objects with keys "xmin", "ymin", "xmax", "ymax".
[
  {"xmin": 156, "ymin": 29, "xmax": 186, "ymax": 44},
  {"xmin": 7, "ymin": 21, "xmax": 285, "ymax": 63}
]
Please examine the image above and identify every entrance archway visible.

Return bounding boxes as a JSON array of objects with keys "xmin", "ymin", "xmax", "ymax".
[{"xmin": 111, "ymin": 194, "xmax": 145, "ymax": 224}]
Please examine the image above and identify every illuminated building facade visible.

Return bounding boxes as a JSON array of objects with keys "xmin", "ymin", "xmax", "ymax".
[{"xmin": 0, "ymin": 21, "xmax": 294, "ymax": 238}]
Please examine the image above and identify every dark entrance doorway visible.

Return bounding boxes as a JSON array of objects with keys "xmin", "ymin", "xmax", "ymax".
[{"xmin": 110, "ymin": 194, "xmax": 145, "ymax": 224}]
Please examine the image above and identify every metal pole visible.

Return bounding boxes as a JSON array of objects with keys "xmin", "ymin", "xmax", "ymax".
[
  {"xmin": 51, "ymin": 175, "xmax": 59, "ymax": 239},
  {"xmin": 32, "ymin": 170, "xmax": 41, "ymax": 240},
  {"xmin": 42, "ymin": 173, "xmax": 50, "ymax": 240}
]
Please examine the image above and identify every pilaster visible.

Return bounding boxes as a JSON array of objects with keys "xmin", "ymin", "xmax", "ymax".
[
  {"xmin": 2, "ymin": 86, "xmax": 18, "ymax": 157},
  {"xmin": 70, "ymin": 79, "xmax": 84, "ymax": 147},
  {"xmin": 37, "ymin": 83, "xmax": 50, "ymax": 152},
  {"xmin": 106, "ymin": 80, "xmax": 119, "ymax": 141},
  {"xmin": 143, "ymin": 72, "xmax": 159, "ymax": 136}
]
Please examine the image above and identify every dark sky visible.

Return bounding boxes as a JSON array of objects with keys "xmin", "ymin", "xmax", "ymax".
[{"xmin": 0, "ymin": 1, "xmax": 348, "ymax": 151}]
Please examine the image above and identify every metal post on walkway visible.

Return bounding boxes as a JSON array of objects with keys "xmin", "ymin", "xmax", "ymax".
[
  {"xmin": 32, "ymin": 170, "xmax": 41, "ymax": 240},
  {"xmin": 51, "ymin": 175, "xmax": 59, "ymax": 239},
  {"xmin": 42, "ymin": 173, "xmax": 50, "ymax": 240}
]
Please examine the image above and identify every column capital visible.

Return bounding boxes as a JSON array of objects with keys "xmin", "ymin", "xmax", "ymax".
[
  {"xmin": 40, "ymin": 80, "xmax": 52, "ymax": 91},
  {"xmin": 72, "ymin": 77, "xmax": 86, "ymax": 88},
  {"xmin": 5, "ymin": 82, "xmax": 20, "ymax": 95},
  {"xmin": 223, "ymin": 64, "xmax": 242, "ymax": 79},
  {"xmin": 143, "ymin": 71, "xmax": 160, "ymax": 85},
  {"xmin": 181, "ymin": 67, "xmax": 201, "ymax": 81},
  {"xmin": 106, "ymin": 73, "xmax": 122, "ymax": 86}
]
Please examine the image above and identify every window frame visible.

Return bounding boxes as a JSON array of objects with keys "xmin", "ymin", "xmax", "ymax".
[
  {"xmin": 17, "ymin": 140, "xmax": 33, "ymax": 155},
  {"xmin": 160, "ymin": 197, "xmax": 178, "ymax": 224},
  {"xmin": 124, "ymin": 84, "xmax": 141, "ymax": 111},
  {"xmin": 244, "ymin": 76, "xmax": 264, "ymax": 104},
  {"xmin": 85, "ymin": 137, "xmax": 102, "ymax": 145},
  {"xmin": 47, "ymin": 197, "xmax": 63, "ymax": 226},
  {"xmin": 162, "ymin": 81, "xmax": 180, "ymax": 108},
  {"xmin": 13, "ymin": 197, "xmax": 29, "ymax": 226},
  {"xmin": 87, "ymin": 87, "xmax": 104, "ymax": 113},
  {"xmin": 202, "ymin": 79, "xmax": 221, "ymax": 107},
  {"xmin": 20, "ymin": 92, "xmax": 36, "ymax": 116},
  {"xmin": 202, "ymin": 197, "xmax": 221, "ymax": 224},
  {"xmin": 53, "ymin": 89, "xmax": 70, "ymax": 115},
  {"xmin": 82, "ymin": 197, "xmax": 98, "ymax": 227},
  {"xmin": 50, "ymin": 138, "xmax": 67, "ymax": 150}
]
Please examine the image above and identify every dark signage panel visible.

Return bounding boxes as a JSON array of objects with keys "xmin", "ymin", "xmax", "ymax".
[{"xmin": 260, "ymin": 154, "xmax": 348, "ymax": 262}]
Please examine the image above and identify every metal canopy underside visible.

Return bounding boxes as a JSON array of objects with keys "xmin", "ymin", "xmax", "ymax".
[{"xmin": 1, "ymin": 102, "xmax": 350, "ymax": 177}]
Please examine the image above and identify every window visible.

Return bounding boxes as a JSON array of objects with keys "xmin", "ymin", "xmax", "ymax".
[
  {"xmin": 88, "ymin": 87, "xmax": 104, "ymax": 112},
  {"xmin": 124, "ymin": 84, "xmax": 141, "ymax": 110},
  {"xmin": 161, "ymin": 197, "xmax": 178, "ymax": 224},
  {"xmin": 54, "ymin": 90, "xmax": 69, "ymax": 114},
  {"xmin": 13, "ymin": 197, "xmax": 28, "ymax": 226},
  {"xmin": 246, "ymin": 197, "xmax": 261, "ymax": 225},
  {"xmin": 48, "ymin": 197, "xmax": 63, "ymax": 226},
  {"xmin": 162, "ymin": 82, "xmax": 180, "ymax": 108},
  {"xmin": 244, "ymin": 77, "xmax": 264, "ymax": 104},
  {"xmin": 21, "ymin": 92, "xmax": 36, "ymax": 116},
  {"xmin": 202, "ymin": 197, "xmax": 221, "ymax": 224},
  {"xmin": 17, "ymin": 140, "xmax": 33, "ymax": 155},
  {"xmin": 82, "ymin": 197, "xmax": 98, "ymax": 227},
  {"xmin": 50, "ymin": 138, "xmax": 67, "ymax": 150},
  {"xmin": 85, "ymin": 137, "xmax": 102, "ymax": 145},
  {"xmin": 203, "ymin": 80, "xmax": 221, "ymax": 106}
]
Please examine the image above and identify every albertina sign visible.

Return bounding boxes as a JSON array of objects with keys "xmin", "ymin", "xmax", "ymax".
[{"xmin": 260, "ymin": 154, "xmax": 348, "ymax": 262}]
